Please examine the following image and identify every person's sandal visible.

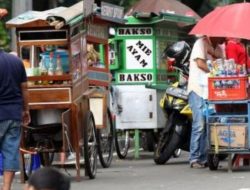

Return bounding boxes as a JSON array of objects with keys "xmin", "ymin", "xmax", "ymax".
[{"xmin": 190, "ymin": 162, "xmax": 206, "ymax": 169}]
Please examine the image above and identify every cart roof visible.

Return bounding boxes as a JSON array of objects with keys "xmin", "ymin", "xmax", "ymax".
[
  {"xmin": 125, "ymin": 12, "xmax": 197, "ymax": 26},
  {"xmin": 6, "ymin": 1, "xmax": 125, "ymax": 29}
]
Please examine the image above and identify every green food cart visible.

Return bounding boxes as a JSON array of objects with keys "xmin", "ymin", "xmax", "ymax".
[{"xmin": 110, "ymin": 12, "xmax": 198, "ymax": 158}]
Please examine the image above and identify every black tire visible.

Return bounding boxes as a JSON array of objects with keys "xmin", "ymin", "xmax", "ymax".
[
  {"xmin": 97, "ymin": 108, "xmax": 114, "ymax": 168},
  {"xmin": 141, "ymin": 130, "xmax": 155, "ymax": 152},
  {"xmin": 22, "ymin": 154, "xmax": 34, "ymax": 181},
  {"xmin": 83, "ymin": 111, "xmax": 98, "ymax": 179},
  {"xmin": 207, "ymin": 154, "xmax": 220, "ymax": 170},
  {"xmin": 115, "ymin": 129, "xmax": 130, "ymax": 159},
  {"xmin": 154, "ymin": 131, "xmax": 181, "ymax": 165}
]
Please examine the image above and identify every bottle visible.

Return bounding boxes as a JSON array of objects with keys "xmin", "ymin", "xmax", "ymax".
[
  {"xmin": 55, "ymin": 55, "xmax": 63, "ymax": 84},
  {"xmin": 40, "ymin": 55, "xmax": 48, "ymax": 85},
  {"xmin": 48, "ymin": 52, "xmax": 55, "ymax": 84}
]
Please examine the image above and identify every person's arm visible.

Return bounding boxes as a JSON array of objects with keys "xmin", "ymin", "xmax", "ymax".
[
  {"xmin": 195, "ymin": 58, "xmax": 210, "ymax": 73},
  {"xmin": 21, "ymin": 82, "xmax": 31, "ymax": 126}
]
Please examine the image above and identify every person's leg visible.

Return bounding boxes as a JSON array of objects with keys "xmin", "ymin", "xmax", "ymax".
[
  {"xmin": 198, "ymin": 119, "xmax": 207, "ymax": 164},
  {"xmin": 2, "ymin": 171, "xmax": 15, "ymax": 190},
  {"xmin": 188, "ymin": 91, "xmax": 205, "ymax": 165},
  {"xmin": 1, "ymin": 120, "xmax": 21, "ymax": 190}
]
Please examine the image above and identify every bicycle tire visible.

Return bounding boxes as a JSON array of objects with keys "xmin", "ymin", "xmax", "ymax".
[
  {"xmin": 97, "ymin": 108, "xmax": 114, "ymax": 168},
  {"xmin": 83, "ymin": 111, "xmax": 98, "ymax": 179},
  {"xmin": 115, "ymin": 129, "xmax": 130, "ymax": 159}
]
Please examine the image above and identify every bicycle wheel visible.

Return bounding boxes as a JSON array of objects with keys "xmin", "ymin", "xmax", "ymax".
[
  {"xmin": 22, "ymin": 154, "xmax": 33, "ymax": 181},
  {"xmin": 97, "ymin": 108, "xmax": 114, "ymax": 168},
  {"xmin": 21, "ymin": 153, "xmax": 41, "ymax": 181},
  {"xmin": 83, "ymin": 111, "xmax": 98, "ymax": 179},
  {"xmin": 115, "ymin": 129, "xmax": 130, "ymax": 159}
]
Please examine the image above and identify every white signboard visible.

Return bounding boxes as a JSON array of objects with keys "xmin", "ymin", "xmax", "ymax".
[
  {"xmin": 101, "ymin": 2, "xmax": 124, "ymax": 20},
  {"xmin": 118, "ymin": 73, "xmax": 153, "ymax": 83},
  {"xmin": 126, "ymin": 39, "xmax": 153, "ymax": 69}
]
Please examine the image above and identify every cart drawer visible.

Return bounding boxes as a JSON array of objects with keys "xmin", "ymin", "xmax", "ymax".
[{"xmin": 29, "ymin": 88, "xmax": 72, "ymax": 105}]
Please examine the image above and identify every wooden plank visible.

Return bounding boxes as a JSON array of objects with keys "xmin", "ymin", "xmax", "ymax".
[{"xmin": 29, "ymin": 87, "xmax": 72, "ymax": 105}]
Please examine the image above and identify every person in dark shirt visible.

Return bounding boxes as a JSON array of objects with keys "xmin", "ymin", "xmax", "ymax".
[{"xmin": 0, "ymin": 50, "xmax": 30, "ymax": 190}]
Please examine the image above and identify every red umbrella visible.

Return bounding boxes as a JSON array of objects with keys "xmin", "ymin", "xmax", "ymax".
[{"xmin": 190, "ymin": 3, "xmax": 250, "ymax": 39}]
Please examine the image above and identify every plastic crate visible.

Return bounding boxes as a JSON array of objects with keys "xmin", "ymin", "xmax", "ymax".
[{"xmin": 208, "ymin": 76, "xmax": 248, "ymax": 101}]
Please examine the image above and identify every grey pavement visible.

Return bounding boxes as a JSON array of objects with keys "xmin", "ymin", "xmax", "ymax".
[{"xmin": 9, "ymin": 151, "xmax": 250, "ymax": 190}]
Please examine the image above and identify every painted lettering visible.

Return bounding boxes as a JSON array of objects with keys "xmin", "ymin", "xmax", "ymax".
[
  {"xmin": 118, "ymin": 73, "xmax": 153, "ymax": 82},
  {"xmin": 134, "ymin": 74, "xmax": 139, "ymax": 81},
  {"xmin": 119, "ymin": 74, "xmax": 125, "ymax": 81},
  {"xmin": 140, "ymin": 59, "xmax": 148, "ymax": 67},
  {"xmin": 134, "ymin": 54, "xmax": 141, "ymax": 61},
  {"xmin": 117, "ymin": 27, "xmax": 152, "ymax": 36},
  {"xmin": 131, "ymin": 48, "xmax": 138, "ymax": 55},
  {"xmin": 127, "ymin": 45, "xmax": 133, "ymax": 51}
]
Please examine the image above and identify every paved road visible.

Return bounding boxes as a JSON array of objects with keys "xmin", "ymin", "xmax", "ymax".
[{"xmin": 10, "ymin": 151, "xmax": 250, "ymax": 190}]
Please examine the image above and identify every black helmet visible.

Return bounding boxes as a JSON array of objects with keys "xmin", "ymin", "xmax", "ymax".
[{"xmin": 162, "ymin": 41, "xmax": 191, "ymax": 74}]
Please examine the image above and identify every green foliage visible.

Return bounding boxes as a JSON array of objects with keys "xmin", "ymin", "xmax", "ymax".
[{"xmin": 0, "ymin": 0, "xmax": 11, "ymax": 50}]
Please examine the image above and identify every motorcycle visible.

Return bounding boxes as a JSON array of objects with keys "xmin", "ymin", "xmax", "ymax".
[
  {"xmin": 154, "ymin": 41, "xmax": 192, "ymax": 165},
  {"xmin": 154, "ymin": 41, "xmax": 227, "ymax": 166}
]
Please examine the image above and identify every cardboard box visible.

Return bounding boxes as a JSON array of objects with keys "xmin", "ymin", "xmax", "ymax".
[{"xmin": 210, "ymin": 125, "xmax": 247, "ymax": 148}]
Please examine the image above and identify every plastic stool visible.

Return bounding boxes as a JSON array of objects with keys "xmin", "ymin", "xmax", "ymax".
[{"xmin": 233, "ymin": 154, "xmax": 250, "ymax": 168}]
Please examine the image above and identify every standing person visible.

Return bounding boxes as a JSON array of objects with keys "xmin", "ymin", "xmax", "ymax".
[
  {"xmin": 0, "ymin": 50, "xmax": 30, "ymax": 190},
  {"xmin": 24, "ymin": 167, "xmax": 70, "ymax": 190},
  {"xmin": 188, "ymin": 36, "xmax": 224, "ymax": 168},
  {"xmin": 225, "ymin": 38, "xmax": 247, "ymax": 66}
]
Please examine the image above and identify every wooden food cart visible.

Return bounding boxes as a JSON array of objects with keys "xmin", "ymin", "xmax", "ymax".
[{"xmin": 6, "ymin": 1, "xmax": 120, "ymax": 182}]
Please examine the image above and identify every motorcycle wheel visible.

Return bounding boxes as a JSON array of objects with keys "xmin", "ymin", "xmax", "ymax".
[
  {"xmin": 207, "ymin": 153, "xmax": 220, "ymax": 170},
  {"xmin": 154, "ymin": 131, "xmax": 181, "ymax": 165}
]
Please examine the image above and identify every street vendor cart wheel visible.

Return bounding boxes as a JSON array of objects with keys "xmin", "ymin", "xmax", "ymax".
[
  {"xmin": 207, "ymin": 153, "xmax": 220, "ymax": 170},
  {"xmin": 83, "ymin": 111, "xmax": 98, "ymax": 179},
  {"xmin": 97, "ymin": 108, "xmax": 115, "ymax": 168},
  {"xmin": 115, "ymin": 129, "xmax": 130, "ymax": 159},
  {"xmin": 21, "ymin": 153, "xmax": 34, "ymax": 180}
]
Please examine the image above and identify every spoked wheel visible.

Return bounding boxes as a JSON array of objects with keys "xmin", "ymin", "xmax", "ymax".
[
  {"xmin": 20, "ymin": 152, "xmax": 40, "ymax": 182},
  {"xmin": 115, "ymin": 129, "xmax": 130, "ymax": 159},
  {"xmin": 207, "ymin": 153, "xmax": 220, "ymax": 170},
  {"xmin": 97, "ymin": 108, "xmax": 115, "ymax": 168},
  {"xmin": 83, "ymin": 111, "xmax": 98, "ymax": 179},
  {"xmin": 22, "ymin": 153, "xmax": 33, "ymax": 181}
]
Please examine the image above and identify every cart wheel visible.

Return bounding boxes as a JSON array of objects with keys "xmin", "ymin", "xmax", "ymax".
[
  {"xmin": 115, "ymin": 129, "xmax": 130, "ymax": 159},
  {"xmin": 22, "ymin": 153, "xmax": 33, "ymax": 181},
  {"xmin": 207, "ymin": 154, "xmax": 220, "ymax": 170},
  {"xmin": 83, "ymin": 111, "xmax": 98, "ymax": 179},
  {"xmin": 20, "ymin": 152, "xmax": 41, "ymax": 181},
  {"xmin": 97, "ymin": 108, "xmax": 114, "ymax": 168}
]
